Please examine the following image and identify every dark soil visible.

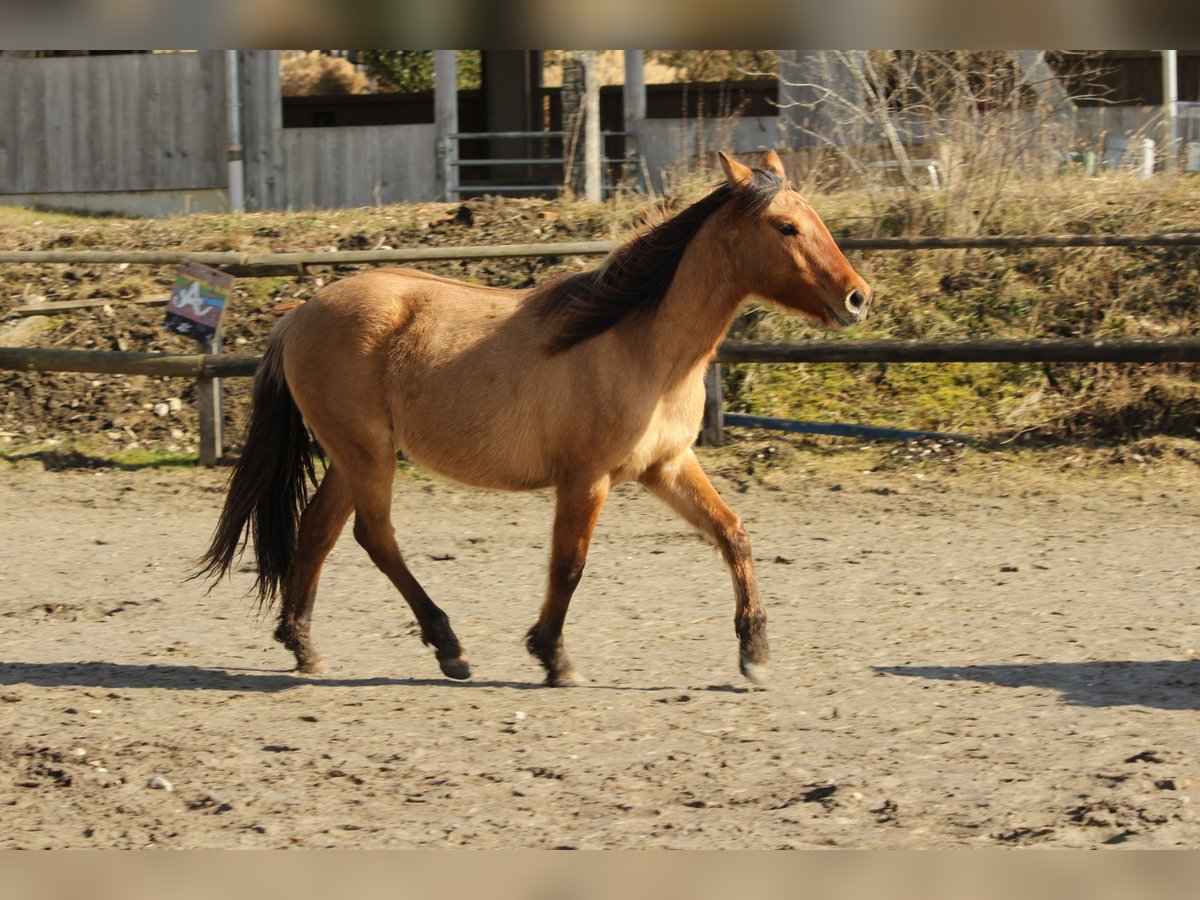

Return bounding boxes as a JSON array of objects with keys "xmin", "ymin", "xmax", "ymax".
[{"xmin": 0, "ymin": 197, "xmax": 619, "ymax": 456}]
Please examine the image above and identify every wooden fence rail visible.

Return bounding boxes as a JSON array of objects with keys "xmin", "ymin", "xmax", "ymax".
[
  {"xmin": 7, "ymin": 339, "xmax": 1199, "ymax": 381},
  {"xmin": 5, "ymin": 338, "xmax": 1199, "ymax": 458},
  {"xmin": 717, "ymin": 338, "xmax": 1200, "ymax": 364},
  {"xmin": 1, "ymin": 231, "xmax": 1199, "ymax": 276},
  {"xmin": 702, "ymin": 337, "xmax": 1200, "ymax": 445},
  {"xmin": 4, "ymin": 234, "xmax": 1199, "ymax": 460},
  {"xmin": 0, "ymin": 348, "xmax": 260, "ymax": 378}
]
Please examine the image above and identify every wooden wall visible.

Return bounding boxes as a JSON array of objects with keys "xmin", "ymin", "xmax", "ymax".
[
  {"xmin": 281, "ymin": 124, "xmax": 439, "ymax": 208},
  {"xmin": 238, "ymin": 50, "xmax": 286, "ymax": 211},
  {"xmin": 0, "ymin": 52, "xmax": 226, "ymax": 194},
  {"xmin": 1050, "ymin": 51, "xmax": 1200, "ymax": 105},
  {"xmin": 0, "ymin": 51, "xmax": 1188, "ymax": 214}
]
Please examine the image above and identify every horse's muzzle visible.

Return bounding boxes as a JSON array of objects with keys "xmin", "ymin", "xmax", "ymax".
[
  {"xmin": 824, "ymin": 287, "xmax": 872, "ymax": 328},
  {"xmin": 845, "ymin": 288, "xmax": 871, "ymax": 321}
]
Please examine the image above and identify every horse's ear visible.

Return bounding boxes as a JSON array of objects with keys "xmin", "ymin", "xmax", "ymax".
[
  {"xmin": 759, "ymin": 150, "xmax": 786, "ymax": 179},
  {"xmin": 718, "ymin": 151, "xmax": 753, "ymax": 188}
]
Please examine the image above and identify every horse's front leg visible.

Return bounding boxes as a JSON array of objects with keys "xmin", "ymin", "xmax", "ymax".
[
  {"xmin": 639, "ymin": 450, "xmax": 769, "ymax": 685},
  {"xmin": 526, "ymin": 476, "xmax": 610, "ymax": 686}
]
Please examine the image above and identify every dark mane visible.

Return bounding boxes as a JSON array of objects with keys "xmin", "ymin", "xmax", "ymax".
[{"xmin": 529, "ymin": 168, "xmax": 783, "ymax": 352}]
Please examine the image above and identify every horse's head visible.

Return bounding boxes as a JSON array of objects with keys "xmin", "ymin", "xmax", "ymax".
[{"xmin": 719, "ymin": 150, "xmax": 872, "ymax": 329}]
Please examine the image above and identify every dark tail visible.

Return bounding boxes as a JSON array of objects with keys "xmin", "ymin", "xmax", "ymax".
[{"xmin": 195, "ymin": 325, "xmax": 317, "ymax": 608}]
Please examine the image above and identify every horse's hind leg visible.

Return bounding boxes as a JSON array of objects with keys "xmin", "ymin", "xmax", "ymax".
[
  {"xmin": 640, "ymin": 450, "xmax": 769, "ymax": 685},
  {"xmin": 525, "ymin": 477, "xmax": 610, "ymax": 686},
  {"xmin": 344, "ymin": 447, "xmax": 470, "ymax": 680},
  {"xmin": 275, "ymin": 464, "xmax": 353, "ymax": 673}
]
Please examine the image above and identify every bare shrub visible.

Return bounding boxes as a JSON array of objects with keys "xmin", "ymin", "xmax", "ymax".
[
  {"xmin": 280, "ymin": 50, "xmax": 370, "ymax": 97},
  {"xmin": 777, "ymin": 51, "xmax": 1109, "ymax": 235}
]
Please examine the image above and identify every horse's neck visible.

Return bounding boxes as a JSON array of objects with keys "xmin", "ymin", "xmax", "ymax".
[{"xmin": 630, "ymin": 231, "xmax": 745, "ymax": 385}]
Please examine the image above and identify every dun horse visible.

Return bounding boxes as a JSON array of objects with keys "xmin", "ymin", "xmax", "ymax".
[{"xmin": 199, "ymin": 151, "xmax": 872, "ymax": 686}]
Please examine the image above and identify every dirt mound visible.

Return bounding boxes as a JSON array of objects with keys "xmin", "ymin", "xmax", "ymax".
[{"xmin": 0, "ymin": 197, "xmax": 624, "ymax": 456}]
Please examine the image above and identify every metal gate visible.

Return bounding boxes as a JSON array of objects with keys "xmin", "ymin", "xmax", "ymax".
[{"xmin": 441, "ymin": 130, "xmax": 645, "ymax": 201}]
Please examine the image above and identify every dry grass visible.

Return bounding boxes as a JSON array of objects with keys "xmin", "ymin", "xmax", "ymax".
[
  {"xmin": 722, "ymin": 172, "xmax": 1200, "ymax": 446},
  {"xmin": 279, "ymin": 50, "xmax": 370, "ymax": 96}
]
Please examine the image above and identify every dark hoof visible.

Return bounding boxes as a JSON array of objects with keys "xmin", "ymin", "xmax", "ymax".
[
  {"xmin": 547, "ymin": 668, "xmax": 586, "ymax": 688},
  {"xmin": 439, "ymin": 657, "xmax": 471, "ymax": 680},
  {"xmin": 526, "ymin": 625, "xmax": 582, "ymax": 686},
  {"xmin": 295, "ymin": 656, "xmax": 326, "ymax": 675}
]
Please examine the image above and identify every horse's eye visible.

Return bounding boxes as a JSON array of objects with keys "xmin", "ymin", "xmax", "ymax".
[{"xmin": 778, "ymin": 223, "xmax": 798, "ymax": 236}]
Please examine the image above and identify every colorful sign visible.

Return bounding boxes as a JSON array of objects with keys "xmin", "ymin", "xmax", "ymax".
[{"xmin": 164, "ymin": 261, "xmax": 232, "ymax": 344}]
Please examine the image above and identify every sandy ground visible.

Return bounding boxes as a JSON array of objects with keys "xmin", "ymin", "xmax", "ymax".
[{"xmin": 1, "ymin": 458, "xmax": 1198, "ymax": 849}]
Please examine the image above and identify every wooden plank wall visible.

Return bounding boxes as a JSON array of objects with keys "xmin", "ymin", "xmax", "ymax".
[
  {"xmin": 0, "ymin": 52, "xmax": 226, "ymax": 194},
  {"xmin": 241, "ymin": 51, "xmax": 439, "ymax": 210},
  {"xmin": 0, "ymin": 49, "xmax": 1178, "ymax": 211},
  {"xmin": 238, "ymin": 50, "xmax": 287, "ymax": 210},
  {"xmin": 281, "ymin": 124, "xmax": 439, "ymax": 208}
]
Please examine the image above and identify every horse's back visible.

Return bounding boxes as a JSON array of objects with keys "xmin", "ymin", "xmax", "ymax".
[
  {"xmin": 279, "ymin": 268, "xmax": 560, "ymax": 486},
  {"xmin": 276, "ymin": 266, "xmax": 699, "ymax": 491},
  {"xmin": 282, "ymin": 267, "xmax": 524, "ymax": 366}
]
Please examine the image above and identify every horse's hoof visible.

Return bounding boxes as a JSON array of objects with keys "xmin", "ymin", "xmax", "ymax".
[
  {"xmin": 739, "ymin": 657, "xmax": 769, "ymax": 687},
  {"xmin": 439, "ymin": 657, "xmax": 471, "ymax": 680},
  {"xmin": 295, "ymin": 658, "xmax": 326, "ymax": 675},
  {"xmin": 548, "ymin": 669, "xmax": 587, "ymax": 688}
]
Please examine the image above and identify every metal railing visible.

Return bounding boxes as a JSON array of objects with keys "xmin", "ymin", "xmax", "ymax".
[{"xmin": 441, "ymin": 130, "xmax": 644, "ymax": 201}]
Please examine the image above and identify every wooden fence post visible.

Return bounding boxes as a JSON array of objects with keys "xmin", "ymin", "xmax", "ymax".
[
  {"xmin": 197, "ymin": 334, "xmax": 224, "ymax": 465},
  {"xmin": 700, "ymin": 362, "xmax": 724, "ymax": 447}
]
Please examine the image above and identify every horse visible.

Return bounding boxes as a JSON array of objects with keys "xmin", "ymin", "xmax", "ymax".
[{"xmin": 198, "ymin": 150, "xmax": 872, "ymax": 687}]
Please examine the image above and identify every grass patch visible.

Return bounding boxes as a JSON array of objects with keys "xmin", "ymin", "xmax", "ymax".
[
  {"xmin": 0, "ymin": 441, "xmax": 198, "ymax": 470},
  {"xmin": 720, "ymin": 173, "xmax": 1200, "ymax": 445},
  {"xmin": 0, "ymin": 205, "xmax": 96, "ymax": 227},
  {"xmin": 243, "ymin": 276, "xmax": 291, "ymax": 303}
]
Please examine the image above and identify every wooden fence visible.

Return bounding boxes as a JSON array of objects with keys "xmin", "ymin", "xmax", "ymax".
[
  {"xmin": 5, "ymin": 337, "xmax": 1200, "ymax": 456},
  {"xmin": 0, "ymin": 52, "xmax": 226, "ymax": 194},
  {"xmin": 0, "ymin": 46, "xmax": 1185, "ymax": 214},
  {"xmin": 4, "ymin": 338, "xmax": 1199, "ymax": 379},
  {"xmin": 4, "ymin": 232, "xmax": 1200, "ymax": 274},
  {"xmin": 2, "ymin": 233, "xmax": 1199, "ymax": 462},
  {"xmin": 281, "ymin": 124, "xmax": 440, "ymax": 208}
]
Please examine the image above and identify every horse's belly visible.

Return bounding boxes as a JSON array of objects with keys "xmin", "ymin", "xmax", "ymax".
[
  {"xmin": 399, "ymin": 443, "xmax": 554, "ymax": 492},
  {"xmin": 392, "ymin": 401, "xmax": 556, "ymax": 492}
]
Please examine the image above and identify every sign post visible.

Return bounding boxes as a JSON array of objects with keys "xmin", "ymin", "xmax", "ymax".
[{"xmin": 163, "ymin": 261, "xmax": 232, "ymax": 465}]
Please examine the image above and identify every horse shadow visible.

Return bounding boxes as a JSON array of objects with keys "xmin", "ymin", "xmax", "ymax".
[
  {"xmin": 874, "ymin": 659, "xmax": 1200, "ymax": 710},
  {"xmin": 0, "ymin": 660, "xmax": 667, "ymax": 693}
]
